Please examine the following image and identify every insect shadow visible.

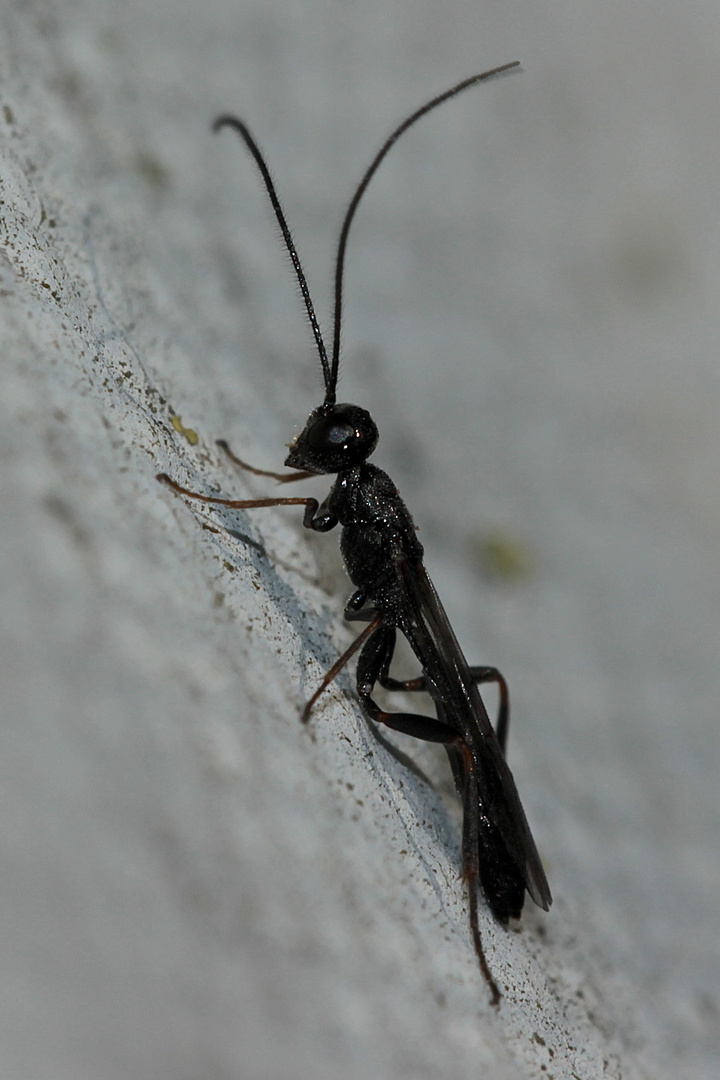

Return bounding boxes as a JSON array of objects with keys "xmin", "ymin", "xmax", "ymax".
[{"xmin": 158, "ymin": 61, "xmax": 551, "ymax": 1005}]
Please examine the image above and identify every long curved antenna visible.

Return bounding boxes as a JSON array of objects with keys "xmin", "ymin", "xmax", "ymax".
[
  {"xmin": 213, "ymin": 115, "xmax": 332, "ymax": 392},
  {"xmin": 328, "ymin": 61, "xmax": 520, "ymax": 404}
]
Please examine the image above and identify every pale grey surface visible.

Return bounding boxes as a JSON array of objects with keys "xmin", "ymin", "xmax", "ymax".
[{"xmin": 1, "ymin": 3, "xmax": 719, "ymax": 1079}]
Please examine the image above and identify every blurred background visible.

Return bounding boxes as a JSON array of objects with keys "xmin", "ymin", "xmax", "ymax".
[{"xmin": 1, "ymin": 2, "xmax": 719, "ymax": 1078}]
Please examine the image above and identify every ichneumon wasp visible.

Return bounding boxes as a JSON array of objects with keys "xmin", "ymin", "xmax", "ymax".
[{"xmin": 158, "ymin": 61, "xmax": 551, "ymax": 1004}]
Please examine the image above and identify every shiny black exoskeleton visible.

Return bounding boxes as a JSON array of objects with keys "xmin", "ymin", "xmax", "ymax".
[{"xmin": 158, "ymin": 63, "xmax": 550, "ymax": 1005}]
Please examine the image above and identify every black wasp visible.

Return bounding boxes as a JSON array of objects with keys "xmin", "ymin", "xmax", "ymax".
[{"xmin": 158, "ymin": 61, "xmax": 551, "ymax": 1005}]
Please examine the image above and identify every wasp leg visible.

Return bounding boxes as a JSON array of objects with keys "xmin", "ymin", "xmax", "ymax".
[
  {"xmin": 369, "ymin": 645, "xmax": 510, "ymax": 755},
  {"xmin": 300, "ymin": 615, "xmax": 382, "ymax": 724},
  {"xmin": 216, "ymin": 439, "xmax": 313, "ymax": 483},
  {"xmin": 456, "ymin": 741, "xmax": 502, "ymax": 1006},
  {"xmin": 466, "ymin": 667, "xmax": 509, "ymax": 756},
  {"xmin": 355, "ymin": 625, "xmax": 502, "ymax": 1005},
  {"xmin": 356, "ymin": 627, "xmax": 460, "ymax": 742}
]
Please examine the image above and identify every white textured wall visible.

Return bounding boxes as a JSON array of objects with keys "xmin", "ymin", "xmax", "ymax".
[{"xmin": 1, "ymin": 3, "xmax": 718, "ymax": 1078}]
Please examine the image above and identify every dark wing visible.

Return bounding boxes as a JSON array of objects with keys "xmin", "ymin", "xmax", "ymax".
[{"xmin": 397, "ymin": 558, "xmax": 552, "ymax": 912}]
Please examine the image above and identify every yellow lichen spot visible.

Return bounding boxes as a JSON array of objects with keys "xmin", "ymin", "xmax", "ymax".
[
  {"xmin": 471, "ymin": 529, "xmax": 534, "ymax": 583},
  {"xmin": 134, "ymin": 150, "xmax": 171, "ymax": 192},
  {"xmin": 171, "ymin": 414, "xmax": 199, "ymax": 445}
]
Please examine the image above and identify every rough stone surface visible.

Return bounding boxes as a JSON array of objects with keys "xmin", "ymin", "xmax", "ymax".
[{"xmin": 2, "ymin": 4, "xmax": 718, "ymax": 1079}]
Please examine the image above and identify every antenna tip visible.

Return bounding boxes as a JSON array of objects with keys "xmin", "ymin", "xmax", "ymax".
[{"xmin": 211, "ymin": 114, "xmax": 240, "ymax": 135}]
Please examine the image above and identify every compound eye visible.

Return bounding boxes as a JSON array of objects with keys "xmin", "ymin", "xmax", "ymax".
[{"xmin": 307, "ymin": 416, "xmax": 355, "ymax": 451}]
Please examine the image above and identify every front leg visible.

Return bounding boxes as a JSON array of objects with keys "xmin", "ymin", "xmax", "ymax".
[
  {"xmin": 158, "ymin": 470, "xmax": 339, "ymax": 534},
  {"xmin": 303, "ymin": 491, "xmax": 338, "ymax": 532},
  {"xmin": 157, "ymin": 472, "xmax": 322, "ymax": 518},
  {"xmin": 216, "ymin": 439, "xmax": 314, "ymax": 483}
]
